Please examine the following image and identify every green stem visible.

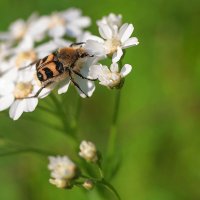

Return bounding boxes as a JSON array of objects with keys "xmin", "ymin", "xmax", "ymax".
[
  {"xmin": 96, "ymin": 161, "xmax": 104, "ymax": 179},
  {"xmin": 107, "ymin": 89, "xmax": 121, "ymax": 158},
  {"xmin": 80, "ymin": 174, "xmax": 121, "ymax": 200},
  {"xmin": 99, "ymin": 179, "xmax": 121, "ymax": 200},
  {"xmin": 70, "ymin": 96, "xmax": 82, "ymax": 136},
  {"xmin": 49, "ymin": 93, "xmax": 71, "ymax": 134}
]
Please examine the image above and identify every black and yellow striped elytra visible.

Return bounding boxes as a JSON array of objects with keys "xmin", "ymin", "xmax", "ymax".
[{"xmin": 36, "ymin": 60, "xmax": 64, "ymax": 82}]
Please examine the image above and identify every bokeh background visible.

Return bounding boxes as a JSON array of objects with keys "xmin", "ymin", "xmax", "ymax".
[{"xmin": 0, "ymin": 0, "xmax": 200, "ymax": 199}]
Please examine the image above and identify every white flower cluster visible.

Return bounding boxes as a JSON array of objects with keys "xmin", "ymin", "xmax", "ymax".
[
  {"xmin": 48, "ymin": 140, "xmax": 98, "ymax": 189},
  {"xmin": 0, "ymin": 10, "xmax": 139, "ymax": 120},
  {"xmin": 48, "ymin": 156, "xmax": 77, "ymax": 189}
]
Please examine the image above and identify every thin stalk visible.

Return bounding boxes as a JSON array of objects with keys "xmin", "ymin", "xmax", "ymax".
[
  {"xmin": 49, "ymin": 93, "xmax": 72, "ymax": 134},
  {"xmin": 107, "ymin": 89, "xmax": 121, "ymax": 158},
  {"xmin": 70, "ymin": 96, "xmax": 82, "ymax": 136},
  {"xmin": 96, "ymin": 161, "xmax": 104, "ymax": 179},
  {"xmin": 80, "ymin": 175, "xmax": 121, "ymax": 200},
  {"xmin": 99, "ymin": 179, "xmax": 121, "ymax": 200},
  {"xmin": 49, "ymin": 93, "xmax": 80, "ymax": 148}
]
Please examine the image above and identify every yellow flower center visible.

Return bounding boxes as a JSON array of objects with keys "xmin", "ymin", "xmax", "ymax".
[
  {"xmin": 105, "ymin": 37, "xmax": 121, "ymax": 55},
  {"xmin": 14, "ymin": 82, "xmax": 33, "ymax": 99},
  {"xmin": 15, "ymin": 51, "xmax": 37, "ymax": 69}
]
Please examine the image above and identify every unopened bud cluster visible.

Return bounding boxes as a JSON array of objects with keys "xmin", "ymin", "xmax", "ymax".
[
  {"xmin": 48, "ymin": 140, "xmax": 98, "ymax": 190},
  {"xmin": 48, "ymin": 156, "xmax": 78, "ymax": 189},
  {"xmin": 79, "ymin": 140, "xmax": 98, "ymax": 163}
]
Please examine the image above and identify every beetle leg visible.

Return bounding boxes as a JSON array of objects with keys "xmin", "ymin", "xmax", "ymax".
[
  {"xmin": 16, "ymin": 82, "xmax": 53, "ymax": 100},
  {"xmin": 19, "ymin": 60, "xmax": 39, "ymax": 70},
  {"xmin": 68, "ymin": 69, "xmax": 89, "ymax": 98},
  {"xmin": 70, "ymin": 42, "xmax": 85, "ymax": 47},
  {"xmin": 72, "ymin": 70, "xmax": 97, "ymax": 81}
]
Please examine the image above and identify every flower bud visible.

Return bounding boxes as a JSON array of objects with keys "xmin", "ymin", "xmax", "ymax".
[
  {"xmin": 48, "ymin": 156, "xmax": 78, "ymax": 189},
  {"xmin": 83, "ymin": 180, "xmax": 94, "ymax": 190},
  {"xmin": 79, "ymin": 140, "xmax": 98, "ymax": 163}
]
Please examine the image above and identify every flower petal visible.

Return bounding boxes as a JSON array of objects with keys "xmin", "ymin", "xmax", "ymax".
[
  {"xmin": 110, "ymin": 63, "xmax": 119, "ymax": 73},
  {"xmin": 2, "ymin": 68, "xmax": 18, "ymax": 82},
  {"xmin": 9, "ymin": 100, "xmax": 25, "ymax": 120},
  {"xmin": 58, "ymin": 78, "xmax": 70, "ymax": 94},
  {"xmin": 122, "ymin": 37, "xmax": 139, "ymax": 48},
  {"xmin": 66, "ymin": 24, "xmax": 83, "ymax": 37},
  {"xmin": 38, "ymin": 87, "xmax": 53, "ymax": 99},
  {"xmin": 89, "ymin": 64, "xmax": 102, "ymax": 79},
  {"xmin": 98, "ymin": 24, "xmax": 113, "ymax": 40},
  {"xmin": 73, "ymin": 17, "xmax": 91, "ymax": 28},
  {"xmin": 49, "ymin": 26, "xmax": 66, "ymax": 38},
  {"xmin": 0, "ymin": 95, "xmax": 14, "ymax": 111},
  {"xmin": 112, "ymin": 47, "xmax": 123, "ymax": 63},
  {"xmin": 62, "ymin": 8, "xmax": 81, "ymax": 20},
  {"xmin": 120, "ymin": 64, "xmax": 132, "ymax": 77},
  {"xmin": 74, "ymin": 75, "xmax": 95, "ymax": 98},
  {"xmin": 0, "ymin": 79, "xmax": 14, "ymax": 95},
  {"xmin": 119, "ymin": 23, "xmax": 134, "ymax": 43},
  {"xmin": 24, "ymin": 98, "xmax": 38, "ymax": 112},
  {"xmin": 85, "ymin": 40, "xmax": 106, "ymax": 57},
  {"xmin": 16, "ymin": 35, "xmax": 34, "ymax": 52}
]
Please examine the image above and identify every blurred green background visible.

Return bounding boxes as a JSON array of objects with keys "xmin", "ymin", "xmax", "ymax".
[{"xmin": 0, "ymin": 0, "xmax": 200, "ymax": 199}]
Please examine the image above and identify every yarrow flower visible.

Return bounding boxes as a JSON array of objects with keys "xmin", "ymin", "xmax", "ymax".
[
  {"xmin": 48, "ymin": 156, "xmax": 78, "ymax": 189},
  {"xmin": 85, "ymin": 20, "xmax": 139, "ymax": 62},
  {"xmin": 0, "ymin": 11, "xmax": 138, "ymax": 120},
  {"xmin": 0, "ymin": 67, "xmax": 50, "ymax": 120},
  {"xmin": 0, "ymin": 13, "xmax": 49, "ymax": 43},
  {"xmin": 97, "ymin": 13, "xmax": 122, "ymax": 29},
  {"xmin": 47, "ymin": 8, "xmax": 91, "ymax": 38},
  {"xmin": 0, "ymin": 9, "xmax": 91, "ymax": 44},
  {"xmin": 79, "ymin": 140, "xmax": 98, "ymax": 163},
  {"xmin": 89, "ymin": 63, "xmax": 132, "ymax": 89}
]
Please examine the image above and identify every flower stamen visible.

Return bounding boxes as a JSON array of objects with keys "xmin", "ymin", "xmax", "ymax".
[{"xmin": 14, "ymin": 82, "xmax": 33, "ymax": 99}]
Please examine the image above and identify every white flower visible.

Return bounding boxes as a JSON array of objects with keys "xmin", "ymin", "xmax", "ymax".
[
  {"xmin": 0, "ymin": 13, "xmax": 49, "ymax": 43},
  {"xmin": 8, "ymin": 36, "xmax": 37, "ymax": 70},
  {"xmin": 48, "ymin": 156, "xmax": 77, "ymax": 188},
  {"xmin": 79, "ymin": 140, "xmax": 98, "ymax": 162},
  {"xmin": 97, "ymin": 13, "xmax": 122, "ymax": 28},
  {"xmin": 0, "ymin": 68, "xmax": 43, "ymax": 120},
  {"xmin": 85, "ymin": 23, "xmax": 139, "ymax": 62},
  {"xmin": 8, "ymin": 18, "xmax": 28, "ymax": 41},
  {"xmin": 47, "ymin": 8, "xmax": 91, "ymax": 39},
  {"xmin": 0, "ymin": 42, "xmax": 12, "ymax": 61},
  {"xmin": 26, "ymin": 15, "xmax": 50, "ymax": 42},
  {"xmin": 89, "ymin": 62, "xmax": 132, "ymax": 89}
]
